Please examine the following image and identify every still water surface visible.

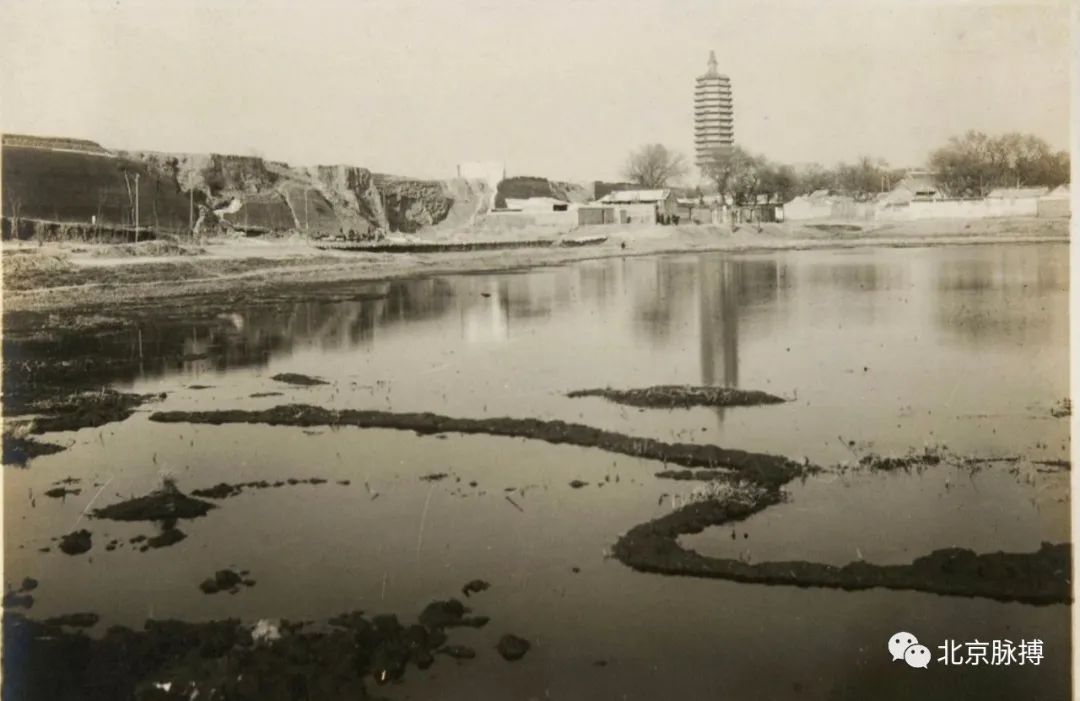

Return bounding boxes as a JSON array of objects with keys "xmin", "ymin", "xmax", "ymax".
[{"xmin": 4, "ymin": 243, "xmax": 1070, "ymax": 699}]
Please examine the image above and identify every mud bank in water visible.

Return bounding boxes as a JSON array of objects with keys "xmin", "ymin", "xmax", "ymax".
[
  {"xmin": 612, "ymin": 491, "xmax": 1071, "ymax": 605},
  {"xmin": 2, "ymin": 433, "xmax": 65, "ymax": 467},
  {"xmin": 147, "ymin": 404, "xmax": 806, "ymax": 488},
  {"xmin": 654, "ymin": 468, "xmax": 735, "ymax": 481},
  {"xmin": 191, "ymin": 477, "xmax": 333, "ymax": 499},
  {"xmin": 271, "ymin": 373, "xmax": 328, "ymax": 387},
  {"xmin": 567, "ymin": 385, "xmax": 787, "ymax": 409},
  {"xmin": 92, "ymin": 483, "xmax": 216, "ymax": 522},
  {"xmin": 2, "ymin": 594, "xmax": 506, "ymax": 701},
  {"xmin": 2, "ymin": 389, "xmax": 164, "ymax": 464}
]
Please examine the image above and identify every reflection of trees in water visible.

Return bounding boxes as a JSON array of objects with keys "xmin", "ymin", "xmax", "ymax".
[
  {"xmin": 936, "ymin": 252, "xmax": 1066, "ymax": 295},
  {"xmin": 629, "ymin": 258, "xmax": 698, "ymax": 342},
  {"xmin": 576, "ymin": 263, "xmax": 620, "ymax": 312},
  {"xmin": 498, "ymin": 274, "xmax": 558, "ymax": 320},
  {"xmin": 5, "ymin": 272, "xmax": 576, "ymax": 391},
  {"xmin": 798, "ymin": 261, "xmax": 906, "ymax": 326},
  {"xmin": 805, "ymin": 261, "xmax": 904, "ymax": 292},
  {"xmin": 933, "ymin": 251, "xmax": 1066, "ymax": 346}
]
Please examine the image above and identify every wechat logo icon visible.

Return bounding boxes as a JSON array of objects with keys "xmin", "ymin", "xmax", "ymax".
[{"xmin": 889, "ymin": 631, "xmax": 931, "ymax": 669}]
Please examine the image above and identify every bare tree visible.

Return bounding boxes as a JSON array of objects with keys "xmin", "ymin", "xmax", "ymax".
[
  {"xmin": 5, "ymin": 193, "xmax": 23, "ymax": 239},
  {"xmin": 4, "ymin": 192, "xmax": 24, "ymax": 238},
  {"xmin": 622, "ymin": 144, "xmax": 688, "ymax": 188},
  {"xmin": 928, "ymin": 131, "xmax": 1067, "ymax": 197},
  {"xmin": 701, "ymin": 146, "xmax": 756, "ymax": 204}
]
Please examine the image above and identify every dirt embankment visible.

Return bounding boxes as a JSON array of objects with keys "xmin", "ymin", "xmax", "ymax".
[
  {"xmin": 1, "ymin": 135, "xmax": 492, "ymax": 241},
  {"xmin": 613, "ymin": 494, "xmax": 1070, "ymax": 605},
  {"xmin": 494, "ymin": 176, "xmax": 591, "ymax": 208},
  {"xmin": 147, "ymin": 404, "xmax": 805, "ymax": 488},
  {"xmin": 1, "ymin": 142, "xmax": 205, "ymax": 240},
  {"xmin": 374, "ymin": 175, "xmax": 454, "ymax": 233}
]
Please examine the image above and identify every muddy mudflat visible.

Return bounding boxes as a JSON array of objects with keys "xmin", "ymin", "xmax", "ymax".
[
  {"xmin": 2, "ymin": 244, "xmax": 1070, "ymax": 700},
  {"xmin": 147, "ymin": 404, "xmax": 805, "ymax": 488},
  {"xmin": 567, "ymin": 384, "xmax": 787, "ymax": 409},
  {"xmin": 3, "ymin": 591, "xmax": 511, "ymax": 701}
]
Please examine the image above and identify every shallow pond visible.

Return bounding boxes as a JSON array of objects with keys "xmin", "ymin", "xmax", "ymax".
[{"xmin": 3, "ymin": 242, "xmax": 1070, "ymax": 699}]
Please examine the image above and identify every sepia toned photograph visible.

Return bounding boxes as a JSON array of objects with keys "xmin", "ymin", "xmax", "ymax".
[{"xmin": 0, "ymin": 1, "xmax": 1075, "ymax": 699}]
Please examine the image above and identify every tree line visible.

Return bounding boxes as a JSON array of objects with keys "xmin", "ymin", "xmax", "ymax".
[
  {"xmin": 622, "ymin": 131, "xmax": 1068, "ymax": 204},
  {"xmin": 927, "ymin": 131, "xmax": 1069, "ymax": 197}
]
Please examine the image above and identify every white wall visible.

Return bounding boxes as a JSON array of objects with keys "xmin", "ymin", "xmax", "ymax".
[
  {"xmin": 482, "ymin": 209, "xmax": 578, "ymax": 229},
  {"xmin": 1037, "ymin": 197, "xmax": 1070, "ymax": 218},
  {"xmin": 615, "ymin": 203, "xmax": 657, "ymax": 224},
  {"xmin": 785, "ymin": 201, "xmax": 833, "ymax": 220},
  {"xmin": 877, "ymin": 198, "xmax": 1039, "ymax": 221}
]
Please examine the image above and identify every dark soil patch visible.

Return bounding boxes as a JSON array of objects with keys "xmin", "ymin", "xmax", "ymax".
[
  {"xmin": 438, "ymin": 645, "xmax": 476, "ymax": 660},
  {"xmin": 567, "ymin": 385, "xmax": 787, "ymax": 409},
  {"xmin": 3, "ymin": 592, "xmax": 34, "ymax": 609},
  {"xmin": 2, "ymin": 433, "xmax": 66, "ymax": 466},
  {"xmin": 569, "ymin": 480, "xmax": 588, "ymax": 488},
  {"xmin": 191, "ymin": 482, "xmax": 245, "ymax": 499},
  {"xmin": 655, "ymin": 469, "xmax": 734, "ymax": 481},
  {"xmin": 612, "ymin": 491, "xmax": 1071, "ymax": 605},
  {"xmin": 461, "ymin": 579, "xmax": 490, "ymax": 598},
  {"xmin": 857, "ymin": 448, "xmax": 944, "ymax": 472},
  {"xmin": 44, "ymin": 612, "xmax": 100, "ymax": 628},
  {"xmin": 271, "ymin": 373, "xmax": 329, "ymax": 386},
  {"xmin": 250, "ymin": 391, "xmax": 284, "ymax": 398},
  {"xmin": 92, "ymin": 483, "xmax": 215, "ymax": 522},
  {"xmin": 44, "ymin": 486, "xmax": 82, "ymax": 498},
  {"xmin": 144, "ymin": 527, "xmax": 186, "ymax": 550},
  {"xmin": 1034, "ymin": 459, "xmax": 1070, "ymax": 470},
  {"xmin": 190, "ymin": 478, "xmax": 331, "ymax": 500},
  {"xmin": 148, "ymin": 405, "xmax": 807, "ymax": 489},
  {"xmin": 417, "ymin": 599, "xmax": 487, "ymax": 629},
  {"xmin": 420, "ymin": 472, "xmax": 449, "ymax": 482},
  {"xmin": 9, "ymin": 389, "xmax": 162, "ymax": 434},
  {"xmin": 58, "ymin": 530, "xmax": 92, "ymax": 555},
  {"xmin": 199, "ymin": 569, "xmax": 251, "ymax": 595},
  {"xmin": 4, "ymin": 595, "xmax": 491, "ymax": 700},
  {"xmin": 496, "ymin": 634, "xmax": 531, "ymax": 661}
]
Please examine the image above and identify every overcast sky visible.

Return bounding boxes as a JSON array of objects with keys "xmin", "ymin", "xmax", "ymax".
[{"xmin": 1, "ymin": 0, "xmax": 1072, "ymax": 182}]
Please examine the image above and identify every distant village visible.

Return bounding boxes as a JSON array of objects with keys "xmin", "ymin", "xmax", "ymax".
[
  {"xmin": 458, "ymin": 51, "xmax": 1070, "ymax": 231},
  {"xmin": 469, "ymin": 169, "xmax": 1070, "ymax": 231}
]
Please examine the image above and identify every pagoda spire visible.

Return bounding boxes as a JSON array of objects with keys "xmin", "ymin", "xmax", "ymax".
[{"xmin": 706, "ymin": 50, "xmax": 718, "ymax": 76}]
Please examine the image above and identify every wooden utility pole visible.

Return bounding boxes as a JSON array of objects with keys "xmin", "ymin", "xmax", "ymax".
[
  {"xmin": 189, "ymin": 189, "xmax": 194, "ymax": 235},
  {"xmin": 134, "ymin": 173, "xmax": 140, "ymax": 243}
]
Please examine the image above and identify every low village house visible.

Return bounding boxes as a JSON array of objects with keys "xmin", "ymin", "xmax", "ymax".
[
  {"xmin": 785, "ymin": 175, "xmax": 1069, "ymax": 223},
  {"xmin": 596, "ymin": 189, "xmax": 679, "ymax": 224}
]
